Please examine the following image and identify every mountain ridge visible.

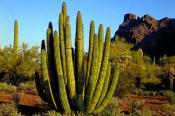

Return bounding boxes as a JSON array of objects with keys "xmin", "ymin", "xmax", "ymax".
[{"xmin": 114, "ymin": 13, "xmax": 175, "ymax": 57}]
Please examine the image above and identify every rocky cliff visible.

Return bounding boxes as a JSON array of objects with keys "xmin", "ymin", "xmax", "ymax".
[{"xmin": 114, "ymin": 13, "xmax": 175, "ymax": 57}]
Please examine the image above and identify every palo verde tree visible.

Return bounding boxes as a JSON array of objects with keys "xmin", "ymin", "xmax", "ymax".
[{"xmin": 35, "ymin": 2, "xmax": 119, "ymax": 114}]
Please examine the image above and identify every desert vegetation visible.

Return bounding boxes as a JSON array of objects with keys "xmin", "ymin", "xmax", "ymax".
[{"xmin": 0, "ymin": 2, "xmax": 175, "ymax": 116}]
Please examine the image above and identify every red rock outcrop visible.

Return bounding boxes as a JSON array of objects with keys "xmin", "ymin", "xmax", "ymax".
[{"xmin": 114, "ymin": 13, "xmax": 175, "ymax": 57}]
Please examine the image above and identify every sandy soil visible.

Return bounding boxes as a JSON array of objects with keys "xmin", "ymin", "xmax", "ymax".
[{"xmin": 0, "ymin": 92, "xmax": 173, "ymax": 115}]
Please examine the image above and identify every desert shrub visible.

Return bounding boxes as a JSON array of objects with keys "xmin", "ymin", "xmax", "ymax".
[
  {"xmin": 100, "ymin": 97, "xmax": 121, "ymax": 116},
  {"xmin": 163, "ymin": 103, "xmax": 175, "ymax": 115},
  {"xmin": 111, "ymin": 39, "xmax": 165, "ymax": 96},
  {"xmin": 41, "ymin": 110, "xmax": 90, "ymax": 116},
  {"xmin": 0, "ymin": 43, "xmax": 40, "ymax": 85},
  {"xmin": 0, "ymin": 102, "xmax": 21, "ymax": 116},
  {"xmin": 161, "ymin": 90, "xmax": 175, "ymax": 102},
  {"xmin": 131, "ymin": 99, "xmax": 145, "ymax": 111},
  {"xmin": 42, "ymin": 110, "xmax": 62, "ymax": 116},
  {"xmin": 136, "ymin": 109, "xmax": 153, "ymax": 116},
  {"xmin": 18, "ymin": 81, "xmax": 36, "ymax": 92},
  {"xmin": 111, "ymin": 43, "xmax": 173, "ymax": 96},
  {"xmin": 141, "ymin": 76, "xmax": 161, "ymax": 84},
  {"xmin": 11, "ymin": 111, "xmax": 22, "ymax": 116},
  {"xmin": 134, "ymin": 88, "xmax": 157, "ymax": 96},
  {"xmin": 160, "ymin": 55, "xmax": 175, "ymax": 66},
  {"xmin": 134, "ymin": 88, "xmax": 144, "ymax": 95},
  {"xmin": 110, "ymin": 37, "xmax": 132, "ymax": 73},
  {"xmin": 0, "ymin": 82, "xmax": 17, "ymax": 93},
  {"xmin": 101, "ymin": 109, "xmax": 125, "ymax": 116},
  {"xmin": 115, "ymin": 75, "xmax": 136, "ymax": 97}
]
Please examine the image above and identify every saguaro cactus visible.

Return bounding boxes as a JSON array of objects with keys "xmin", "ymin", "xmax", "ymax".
[
  {"xmin": 35, "ymin": 2, "xmax": 119, "ymax": 114},
  {"xmin": 14, "ymin": 19, "xmax": 18, "ymax": 59}
]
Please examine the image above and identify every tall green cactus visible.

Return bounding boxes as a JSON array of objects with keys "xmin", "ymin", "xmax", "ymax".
[
  {"xmin": 34, "ymin": 72, "xmax": 48, "ymax": 102},
  {"xmin": 59, "ymin": 13, "xmax": 67, "ymax": 86},
  {"xmin": 97, "ymin": 63, "xmax": 111, "ymax": 106},
  {"xmin": 35, "ymin": 2, "xmax": 119, "ymax": 114},
  {"xmin": 14, "ymin": 19, "xmax": 18, "ymax": 59},
  {"xmin": 85, "ymin": 34, "xmax": 99, "ymax": 110},
  {"xmin": 41, "ymin": 40, "xmax": 57, "ymax": 109},
  {"xmin": 47, "ymin": 23, "xmax": 62, "ymax": 109},
  {"xmin": 75, "ymin": 11, "xmax": 84, "ymax": 110},
  {"xmin": 93, "ymin": 65, "xmax": 119, "ymax": 113},
  {"xmin": 169, "ymin": 67, "xmax": 174, "ymax": 91},
  {"xmin": 53, "ymin": 31, "xmax": 71, "ymax": 112},
  {"xmin": 98, "ymin": 24, "xmax": 104, "ymax": 67},
  {"xmin": 86, "ymin": 21, "xmax": 95, "ymax": 86},
  {"xmin": 87, "ymin": 27, "xmax": 111, "ymax": 113},
  {"xmin": 65, "ymin": 16, "xmax": 77, "ymax": 104},
  {"xmin": 62, "ymin": 2, "xmax": 67, "ymax": 25}
]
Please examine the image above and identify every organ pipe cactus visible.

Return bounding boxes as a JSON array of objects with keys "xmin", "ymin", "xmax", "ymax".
[
  {"xmin": 168, "ymin": 67, "xmax": 174, "ymax": 91},
  {"xmin": 86, "ymin": 21, "xmax": 95, "ymax": 87},
  {"xmin": 59, "ymin": 13, "xmax": 67, "ymax": 85},
  {"xmin": 75, "ymin": 11, "xmax": 84, "ymax": 110},
  {"xmin": 14, "ymin": 19, "xmax": 18, "ymax": 59},
  {"xmin": 65, "ymin": 16, "xmax": 77, "ymax": 104},
  {"xmin": 35, "ymin": 2, "xmax": 119, "ymax": 114}
]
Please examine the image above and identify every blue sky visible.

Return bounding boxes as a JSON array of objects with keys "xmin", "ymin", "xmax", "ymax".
[{"xmin": 0, "ymin": 0, "xmax": 175, "ymax": 50}]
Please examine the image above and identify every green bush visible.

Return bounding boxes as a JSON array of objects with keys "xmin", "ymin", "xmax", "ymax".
[
  {"xmin": 161, "ymin": 90, "xmax": 175, "ymax": 102},
  {"xmin": 18, "ymin": 81, "xmax": 37, "ymax": 94},
  {"xmin": 0, "ymin": 82, "xmax": 17, "ymax": 93},
  {"xmin": 131, "ymin": 99, "xmax": 145, "ymax": 111},
  {"xmin": 163, "ymin": 103, "xmax": 175, "ymax": 115},
  {"xmin": 0, "ymin": 43, "xmax": 40, "ymax": 85},
  {"xmin": 136, "ymin": 109, "xmax": 153, "ymax": 116},
  {"xmin": 42, "ymin": 110, "xmax": 62, "ymax": 116},
  {"xmin": 100, "ymin": 97, "xmax": 121, "ymax": 116},
  {"xmin": 0, "ymin": 102, "xmax": 21, "ymax": 116}
]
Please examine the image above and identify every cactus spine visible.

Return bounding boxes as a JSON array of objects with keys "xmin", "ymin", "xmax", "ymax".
[
  {"xmin": 35, "ymin": 2, "xmax": 119, "ymax": 114},
  {"xmin": 14, "ymin": 19, "xmax": 18, "ymax": 59}
]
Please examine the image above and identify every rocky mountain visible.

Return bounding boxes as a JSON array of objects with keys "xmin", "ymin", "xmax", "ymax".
[{"xmin": 114, "ymin": 13, "xmax": 175, "ymax": 57}]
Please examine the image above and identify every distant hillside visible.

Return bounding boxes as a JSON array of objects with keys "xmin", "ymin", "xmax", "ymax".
[{"xmin": 114, "ymin": 13, "xmax": 175, "ymax": 57}]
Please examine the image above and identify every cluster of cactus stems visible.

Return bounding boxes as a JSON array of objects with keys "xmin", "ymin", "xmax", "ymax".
[{"xmin": 35, "ymin": 2, "xmax": 119, "ymax": 114}]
